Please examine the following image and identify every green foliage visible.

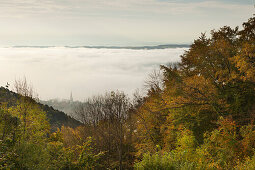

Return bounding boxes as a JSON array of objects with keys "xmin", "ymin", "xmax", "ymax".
[
  {"xmin": 134, "ymin": 152, "xmax": 175, "ymax": 170},
  {"xmin": 13, "ymin": 142, "xmax": 49, "ymax": 170},
  {"xmin": 46, "ymin": 129, "xmax": 104, "ymax": 169},
  {"xmin": 134, "ymin": 152, "xmax": 197, "ymax": 170},
  {"xmin": 135, "ymin": 127, "xmax": 197, "ymax": 170},
  {"xmin": 173, "ymin": 127, "xmax": 197, "ymax": 162},
  {"xmin": 78, "ymin": 137, "xmax": 104, "ymax": 169},
  {"xmin": 0, "ymin": 106, "xmax": 19, "ymax": 169},
  {"xmin": 195, "ymin": 117, "xmax": 239, "ymax": 169}
]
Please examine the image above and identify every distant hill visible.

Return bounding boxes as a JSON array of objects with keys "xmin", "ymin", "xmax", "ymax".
[
  {"xmin": 40, "ymin": 99, "xmax": 82, "ymax": 117},
  {"xmin": 0, "ymin": 87, "xmax": 82, "ymax": 131},
  {"xmin": 66, "ymin": 44, "xmax": 190, "ymax": 49},
  {"xmin": 12, "ymin": 44, "xmax": 190, "ymax": 50}
]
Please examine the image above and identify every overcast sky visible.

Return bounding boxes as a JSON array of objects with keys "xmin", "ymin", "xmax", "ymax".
[{"xmin": 0, "ymin": 0, "xmax": 254, "ymax": 46}]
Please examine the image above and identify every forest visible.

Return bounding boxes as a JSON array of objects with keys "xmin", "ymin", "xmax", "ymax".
[{"xmin": 0, "ymin": 17, "xmax": 254, "ymax": 169}]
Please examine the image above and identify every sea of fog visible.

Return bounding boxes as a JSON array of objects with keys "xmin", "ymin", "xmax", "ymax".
[{"xmin": 0, "ymin": 47, "xmax": 187, "ymax": 101}]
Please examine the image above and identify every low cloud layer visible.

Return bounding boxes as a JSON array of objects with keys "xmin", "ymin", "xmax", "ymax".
[{"xmin": 0, "ymin": 47, "xmax": 187, "ymax": 100}]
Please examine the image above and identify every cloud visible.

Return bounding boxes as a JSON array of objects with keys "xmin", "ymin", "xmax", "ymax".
[
  {"xmin": 0, "ymin": 47, "xmax": 186, "ymax": 100},
  {"xmin": 0, "ymin": 0, "xmax": 251, "ymax": 19},
  {"xmin": 0, "ymin": 0, "xmax": 252, "ymax": 46}
]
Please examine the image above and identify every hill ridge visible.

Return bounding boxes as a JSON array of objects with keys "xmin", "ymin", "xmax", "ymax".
[{"xmin": 0, "ymin": 87, "xmax": 82, "ymax": 131}]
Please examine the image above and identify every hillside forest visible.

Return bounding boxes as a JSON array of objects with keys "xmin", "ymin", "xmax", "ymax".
[{"xmin": 0, "ymin": 17, "xmax": 255, "ymax": 169}]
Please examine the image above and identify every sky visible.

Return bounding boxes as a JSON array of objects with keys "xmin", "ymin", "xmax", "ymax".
[{"xmin": 0, "ymin": 0, "xmax": 254, "ymax": 46}]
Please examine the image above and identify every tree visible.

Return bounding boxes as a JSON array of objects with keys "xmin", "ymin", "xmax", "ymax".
[
  {"xmin": 135, "ymin": 17, "xmax": 255, "ymax": 169},
  {"xmin": 73, "ymin": 91, "xmax": 133, "ymax": 169}
]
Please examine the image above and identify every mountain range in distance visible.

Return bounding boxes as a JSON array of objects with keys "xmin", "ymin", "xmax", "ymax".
[{"xmin": 11, "ymin": 44, "xmax": 190, "ymax": 49}]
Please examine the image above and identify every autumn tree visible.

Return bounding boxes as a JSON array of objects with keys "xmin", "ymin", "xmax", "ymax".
[
  {"xmin": 73, "ymin": 91, "xmax": 134, "ymax": 169},
  {"xmin": 135, "ymin": 17, "xmax": 255, "ymax": 169}
]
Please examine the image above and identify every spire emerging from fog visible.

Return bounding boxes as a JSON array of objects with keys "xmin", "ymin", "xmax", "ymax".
[{"xmin": 70, "ymin": 92, "xmax": 73, "ymax": 102}]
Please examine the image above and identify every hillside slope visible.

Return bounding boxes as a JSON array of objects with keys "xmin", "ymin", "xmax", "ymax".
[{"xmin": 0, "ymin": 87, "xmax": 82, "ymax": 131}]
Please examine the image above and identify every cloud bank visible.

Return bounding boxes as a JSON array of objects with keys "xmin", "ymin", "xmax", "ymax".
[{"xmin": 0, "ymin": 47, "xmax": 187, "ymax": 100}]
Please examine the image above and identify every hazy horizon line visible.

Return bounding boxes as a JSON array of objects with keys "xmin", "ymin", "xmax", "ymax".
[{"xmin": 1, "ymin": 44, "xmax": 190, "ymax": 49}]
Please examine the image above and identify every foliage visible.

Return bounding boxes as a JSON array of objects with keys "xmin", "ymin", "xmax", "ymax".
[
  {"xmin": 0, "ymin": 99, "xmax": 50, "ymax": 169},
  {"xmin": 135, "ymin": 17, "xmax": 255, "ymax": 169},
  {"xmin": 1, "ymin": 17, "xmax": 255, "ymax": 169},
  {"xmin": 78, "ymin": 137, "xmax": 104, "ymax": 169}
]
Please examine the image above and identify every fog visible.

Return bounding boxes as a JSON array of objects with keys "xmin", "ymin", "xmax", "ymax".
[{"xmin": 0, "ymin": 47, "xmax": 187, "ymax": 100}]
